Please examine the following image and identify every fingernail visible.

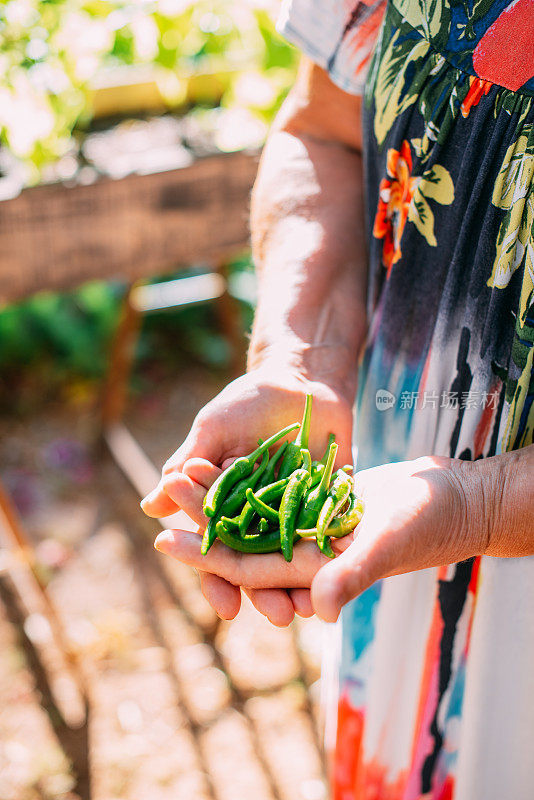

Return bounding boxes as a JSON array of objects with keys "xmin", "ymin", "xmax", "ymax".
[
  {"xmin": 154, "ymin": 531, "xmax": 173, "ymax": 553},
  {"xmin": 141, "ymin": 487, "xmax": 160, "ymax": 509},
  {"xmin": 312, "ymin": 575, "xmax": 342, "ymax": 623},
  {"xmin": 154, "ymin": 530, "xmax": 174, "ymax": 553}
]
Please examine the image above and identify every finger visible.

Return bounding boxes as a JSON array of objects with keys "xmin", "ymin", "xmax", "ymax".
[
  {"xmin": 154, "ymin": 529, "xmax": 327, "ymax": 589},
  {"xmin": 141, "ymin": 433, "xmax": 212, "ymax": 514},
  {"xmin": 187, "ymin": 457, "xmax": 237, "ymax": 479},
  {"xmin": 142, "ymin": 457, "xmax": 220, "ymax": 519},
  {"xmin": 141, "ymin": 481, "xmax": 180, "ymax": 518},
  {"xmin": 198, "ymin": 571, "xmax": 241, "ymax": 620},
  {"xmin": 289, "ymin": 588, "xmax": 314, "ymax": 618},
  {"xmin": 182, "ymin": 458, "xmax": 221, "ymax": 489},
  {"xmin": 161, "ymin": 473, "xmax": 207, "ymax": 527},
  {"xmin": 142, "ymin": 414, "xmax": 227, "ymax": 513},
  {"xmin": 244, "ymin": 588, "xmax": 295, "ymax": 627},
  {"xmin": 311, "ymin": 527, "xmax": 378, "ymax": 623}
]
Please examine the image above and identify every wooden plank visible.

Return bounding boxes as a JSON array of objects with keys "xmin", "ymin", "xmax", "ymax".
[{"xmin": 0, "ymin": 150, "xmax": 259, "ymax": 304}]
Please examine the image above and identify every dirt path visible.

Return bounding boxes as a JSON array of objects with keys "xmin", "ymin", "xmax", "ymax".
[{"xmin": 0, "ymin": 372, "xmax": 329, "ymax": 800}]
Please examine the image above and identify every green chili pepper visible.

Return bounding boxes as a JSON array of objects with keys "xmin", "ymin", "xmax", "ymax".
[
  {"xmin": 219, "ymin": 515, "xmax": 239, "ymax": 531},
  {"xmin": 311, "ymin": 459, "xmax": 352, "ymax": 485},
  {"xmin": 297, "ymin": 441, "xmax": 338, "ymax": 530},
  {"xmin": 308, "ymin": 434, "xmax": 336, "ymax": 481},
  {"xmin": 321, "ymin": 536, "xmax": 336, "ymax": 559},
  {"xmin": 238, "ymin": 478, "xmax": 289, "ymax": 536},
  {"xmin": 200, "ymin": 514, "xmax": 220, "ymax": 555},
  {"xmin": 260, "ymin": 441, "xmax": 288, "ymax": 487},
  {"xmin": 323, "ymin": 492, "xmax": 364, "ymax": 536},
  {"xmin": 200, "ymin": 443, "xmax": 271, "ymax": 554},
  {"xmin": 310, "ymin": 464, "xmax": 325, "ymax": 485},
  {"xmin": 297, "ymin": 493, "xmax": 364, "ymax": 539},
  {"xmin": 203, "ymin": 422, "xmax": 299, "ymax": 518},
  {"xmin": 310, "ymin": 462, "xmax": 323, "ymax": 483},
  {"xmin": 278, "ymin": 395, "xmax": 313, "ymax": 479},
  {"xmin": 258, "ymin": 517, "xmax": 270, "ymax": 534},
  {"xmin": 279, "ymin": 467, "xmax": 311, "ymax": 562},
  {"xmin": 301, "ymin": 448, "xmax": 312, "ymax": 474},
  {"xmin": 315, "ymin": 470, "xmax": 353, "ymax": 556},
  {"xmin": 218, "ymin": 445, "xmax": 269, "ymax": 518},
  {"xmin": 215, "ymin": 520, "xmax": 285, "ymax": 554},
  {"xmin": 320, "ymin": 434, "xmax": 336, "ymax": 463},
  {"xmin": 245, "ymin": 487, "xmax": 280, "ymax": 525}
]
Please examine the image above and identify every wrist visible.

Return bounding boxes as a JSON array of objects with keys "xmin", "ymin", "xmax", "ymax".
[
  {"xmin": 248, "ymin": 287, "xmax": 367, "ymax": 401},
  {"xmin": 455, "ymin": 446, "xmax": 534, "ymax": 558},
  {"xmin": 481, "ymin": 446, "xmax": 534, "ymax": 557},
  {"xmin": 247, "ymin": 335, "xmax": 362, "ymax": 406},
  {"xmin": 456, "ymin": 458, "xmax": 504, "ymax": 556}
]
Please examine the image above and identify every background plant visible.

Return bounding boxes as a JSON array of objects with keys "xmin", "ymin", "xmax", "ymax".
[
  {"xmin": 0, "ymin": 2, "xmax": 295, "ymax": 408},
  {"xmin": 0, "ymin": 0, "xmax": 297, "ymax": 179}
]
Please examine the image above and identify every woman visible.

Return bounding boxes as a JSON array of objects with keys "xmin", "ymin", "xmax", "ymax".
[{"xmin": 142, "ymin": 0, "xmax": 534, "ymax": 797}]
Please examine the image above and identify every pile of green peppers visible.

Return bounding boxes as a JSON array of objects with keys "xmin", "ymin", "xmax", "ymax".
[{"xmin": 201, "ymin": 395, "xmax": 364, "ymax": 561}]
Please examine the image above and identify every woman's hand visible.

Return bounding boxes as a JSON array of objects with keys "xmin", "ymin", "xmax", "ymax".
[
  {"xmin": 152, "ymin": 451, "xmax": 532, "ymax": 623},
  {"xmin": 141, "ymin": 366, "xmax": 354, "ymax": 516},
  {"xmin": 141, "ymin": 364, "xmax": 354, "ymax": 625}
]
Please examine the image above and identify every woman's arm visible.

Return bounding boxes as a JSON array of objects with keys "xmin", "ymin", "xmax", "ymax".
[
  {"xmin": 142, "ymin": 59, "xmax": 369, "ymax": 624},
  {"xmin": 248, "ymin": 56, "xmax": 368, "ymax": 401},
  {"xmin": 143, "ymin": 57, "xmax": 368, "ymax": 518}
]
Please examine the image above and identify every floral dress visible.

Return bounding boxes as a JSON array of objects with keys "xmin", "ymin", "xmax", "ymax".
[{"xmin": 278, "ymin": 1, "xmax": 534, "ymax": 798}]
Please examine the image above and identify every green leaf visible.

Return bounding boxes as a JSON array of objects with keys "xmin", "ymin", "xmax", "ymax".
[
  {"xmin": 374, "ymin": 30, "xmax": 430, "ymax": 145},
  {"xmin": 489, "ymin": 124, "xmax": 534, "ymax": 290},
  {"xmin": 394, "ymin": 0, "xmax": 451, "ymax": 43}
]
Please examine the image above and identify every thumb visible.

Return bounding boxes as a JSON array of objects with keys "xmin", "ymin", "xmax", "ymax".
[{"xmin": 310, "ymin": 523, "xmax": 383, "ymax": 622}]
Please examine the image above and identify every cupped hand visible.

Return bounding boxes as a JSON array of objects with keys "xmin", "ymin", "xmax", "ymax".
[
  {"xmin": 153, "ymin": 455, "xmax": 491, "ymax": 623},
  {"xmin": 141, "ymin": 364, "xmax": 354, "ymax": 625}
]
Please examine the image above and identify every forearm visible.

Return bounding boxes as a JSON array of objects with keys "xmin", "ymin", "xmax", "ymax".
[{"xmin": 248, "ymin": 64, "xmax": 368, "ymax": 403}]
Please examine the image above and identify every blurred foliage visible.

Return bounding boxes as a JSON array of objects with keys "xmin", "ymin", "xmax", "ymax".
[
  {"xmin": 0, "ymin": 0, "xmax": 298, "ymax": 179},
  {"xmin": 0, "ymin": 257, "xmax": 256, "ymax": 412},
  {"xmin": 0, "ymin": 2, "xmax": 286, "ymax": 411}
]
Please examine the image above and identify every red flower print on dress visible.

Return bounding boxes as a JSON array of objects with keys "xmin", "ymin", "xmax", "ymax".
[
  {"xmin": 373, "ymin": 140, "xmax": 417, "ymax": 273},
  {"xmin": 473, "ymin": 0, "xmax": 534, "ymax": 91},
  {"xmin": 461, "ymin": 76, "xmax": 492, "ymax": 118},
  {"xmin": 374, "ymin": 140, "xmax": 455, "ymax": 268}
]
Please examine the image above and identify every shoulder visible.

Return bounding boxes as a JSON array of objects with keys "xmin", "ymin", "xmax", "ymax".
[{"xmin": 277, "ymin": 0, "xmax": 387, "ymax": 95}]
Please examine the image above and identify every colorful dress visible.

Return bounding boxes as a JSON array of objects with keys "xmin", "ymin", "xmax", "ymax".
[{"xmin": 278, "ymin": 1, "xmax": 534, "ymax": 798}]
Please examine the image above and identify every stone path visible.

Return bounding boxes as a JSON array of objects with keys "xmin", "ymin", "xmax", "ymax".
[{"xmin": 0, "ymin": 372, "xmax": 329, "ymax": 800}]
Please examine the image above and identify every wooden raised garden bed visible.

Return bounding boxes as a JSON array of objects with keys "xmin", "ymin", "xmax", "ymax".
[{"xmin": 0, "ymin": 148, "xmax": 259, "ymax": 305}]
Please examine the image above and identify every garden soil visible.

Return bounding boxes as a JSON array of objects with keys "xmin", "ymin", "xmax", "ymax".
[{"xmin": 0, "ymin": 368, "xmax": 328, "ymax": 800}]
